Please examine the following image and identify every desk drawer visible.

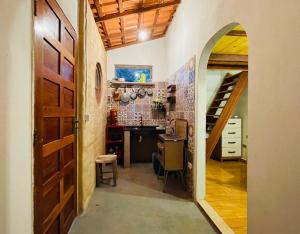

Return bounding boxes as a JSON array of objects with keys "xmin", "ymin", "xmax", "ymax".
[
  {"xmin": 222, "ymin": 147, "xmax": 241, "ymax": 157},
  {"xmin": 222, "ymin": 138, "xmax": 241, "ymax": 148},
  {"xmin": 224, "ymin": 119, "xmax": 241, "ymax": 129},
  {"xmin": 223, "ymin": 128, "xmax": 241, "ymax": 138}
]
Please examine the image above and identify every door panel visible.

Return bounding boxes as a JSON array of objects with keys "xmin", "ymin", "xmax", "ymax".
[{"xmin": 34, "ymin": 0, "xmax": 77, "ymax": 233}]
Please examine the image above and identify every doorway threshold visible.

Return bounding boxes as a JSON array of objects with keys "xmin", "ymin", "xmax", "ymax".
[{"xmin": 197, "ymin": 200, "xmax": 234, "ymax": 234}]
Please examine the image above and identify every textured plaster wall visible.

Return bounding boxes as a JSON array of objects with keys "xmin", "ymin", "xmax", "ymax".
[
  {"xmin": 0, "ymin": 1, "xmax": 33, "ymax": 233},
  {"xmin": 78, "ymin": 0, "xmax": 107, "ymax": 211},
  {"xmin": 165, "ymin": 0, "xmax": 300, "ymax": 233}
]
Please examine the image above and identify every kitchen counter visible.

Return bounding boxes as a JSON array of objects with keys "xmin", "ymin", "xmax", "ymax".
[{"xmin": 124, "ymin": 125, "xmax": 165, "ymax": 131}]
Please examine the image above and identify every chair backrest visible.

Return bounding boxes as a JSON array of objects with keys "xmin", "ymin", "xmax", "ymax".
[
  {"xmin": 164, "ymin": 141, "xmax": 184, "ymax": 171},
  {"xmin": 175, "ymin": 119, "xmax": 188, "ymax": 139}
]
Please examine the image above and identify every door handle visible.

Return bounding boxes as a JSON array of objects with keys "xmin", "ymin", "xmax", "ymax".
[
  {"xmin": 73, "ymin": 119, "xmax": 80, "ymax": 133},
  {"xmin": 138, "ymin": 135, "xmax": 143, "ymax": 143}
]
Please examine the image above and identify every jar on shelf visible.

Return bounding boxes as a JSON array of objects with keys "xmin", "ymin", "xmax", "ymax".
[{"xmin": 110, "ymin": 108, "xmax": 118, "ymax": 125}]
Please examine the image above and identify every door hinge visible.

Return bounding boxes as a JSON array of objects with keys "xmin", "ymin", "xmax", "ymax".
[
  {"xmin": 34, "ymin": 0, "xmax": 37, "ymax": 16},
  {"xmin": 33, "ymin": 128, "xmax": 38, "ymax": 145}
]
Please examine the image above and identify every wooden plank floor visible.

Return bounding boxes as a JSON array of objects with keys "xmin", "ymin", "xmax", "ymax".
[{"xmin": 206, "ymin": 159, "xmax": 247, "ymax": 234}]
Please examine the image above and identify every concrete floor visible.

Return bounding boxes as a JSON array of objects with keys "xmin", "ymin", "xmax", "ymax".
[{"xmin": 69, "ymin": 164, "xmax": 216, "ymax": 234}]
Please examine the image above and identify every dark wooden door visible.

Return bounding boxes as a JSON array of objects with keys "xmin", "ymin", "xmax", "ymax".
[{"xmin": 34, "ymin": 0, "xmax": 77, "ymax": 233}]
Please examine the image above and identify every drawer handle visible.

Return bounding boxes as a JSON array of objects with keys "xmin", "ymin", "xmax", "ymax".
[
  {"xmin": 228, "ymin": 151, "xmax": 236, "ymax": 154},
  {"xmin": 228, "ymin": 122, "xmax": 236, "ymax": 125},
  {"xmin": 228, "ymin": 132, "xmax": 236, "ymax": 134},
  {"xmin": 228, "ymin": 142, "xmax": 236, "ymax": 144}
]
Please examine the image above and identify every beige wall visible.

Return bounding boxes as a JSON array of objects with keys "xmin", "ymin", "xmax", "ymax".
[
  {"xmin": 233, "ymin": 88, "xmax": 248, "ymax": 160},
  {"xmin": 0, "ymin": 1, "xmax": 33, "ymax": 233},
  {"xmin": 56, "ymin": 0, "xmax": 78, "ymax": 32},
  {"xmin": 77, "ymin": 0, "xmax": 107, "ymax": 211},
  {"xmin": 165, "ymin": 0, "xmax": 300, "ymax": 233},
  {"xmin": 107, "ymin": 38, "xmax": 167, "ymax": 82}
]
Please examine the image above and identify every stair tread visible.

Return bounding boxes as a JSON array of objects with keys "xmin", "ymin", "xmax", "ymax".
[
  {"xmin": 214, "ymin": 98, "xmax": 229, "ymax": 102},
  {"xmin": 218, "ymin": 89, "xmax": 233, "ymax": 94},
  {"xmin": 207, "ymin": 114, "xmax": 220, "ymax": 118},
  {"xmin": 222, "ymin": 80, "xmax": 237, "ymax": 87}
]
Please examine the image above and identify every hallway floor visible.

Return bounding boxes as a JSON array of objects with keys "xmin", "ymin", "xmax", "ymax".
[
  {"xmin": 70, "ymin": 164, "xmax": 216, "ymax": 234},
  {"xmin": 206, "ymin": 159, "xmax": 247, "ymax": 234}
]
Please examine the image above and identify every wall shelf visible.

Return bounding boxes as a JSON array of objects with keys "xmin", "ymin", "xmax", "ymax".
[{"xmin": 110, "ymin": 81, "xmax": 155, "ymax": 88}]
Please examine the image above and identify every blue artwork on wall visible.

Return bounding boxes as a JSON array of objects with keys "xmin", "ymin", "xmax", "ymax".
[{"xmin": 115, "ymin": 65, "xmax": 152, "ymax": 82}]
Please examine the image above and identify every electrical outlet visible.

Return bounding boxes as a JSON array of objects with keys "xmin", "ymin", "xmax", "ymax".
[{"xmin": 85, "ymin": 114, "xmax": 90, "ymax": 122}]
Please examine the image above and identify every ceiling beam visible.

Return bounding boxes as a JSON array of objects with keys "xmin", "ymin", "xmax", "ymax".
[
  {"xmin": 137, "ymin": 0, "xmax": 143, "ymax": 30},
  {"xmin": 209, "ymin": 53, "xmax": 248, "ymax": 63},
  {"xmin": 118, "ymin": 0, "xmax": 125, "ymax": 44},
  {"xmin": 207, "ymin": 64, "xmax": 248, "ymax": 70},
  {"xmin": 107, "ymin": 35, "xmax": 165, "ymax": 50},
  {"xmin": 95, "ymin": 0, "xmax": 111, "ymax": 47},
  {"xmin": 151, "ymin": 9, "xmax": 159, "ymax": 36},
  {"xmin": 208, "ymin": 53, "xmax": 248, "ymax": 70},
  {"xmin": 96, "ymin": 0, "xmax": 181, "ymax": 22},
  {"xmin": 226, "ymin": 30, "xmax": 247, "ymax": 37}
]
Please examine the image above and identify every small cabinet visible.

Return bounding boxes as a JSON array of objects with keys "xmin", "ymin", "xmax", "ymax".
[{"xmin": 213, "ymin": 118, "xmax": 242, "ymax": 161}]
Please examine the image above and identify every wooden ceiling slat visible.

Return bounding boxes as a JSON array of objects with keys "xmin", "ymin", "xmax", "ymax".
[
  {"xmin": 96, "ymin": 0, "xmax": 181, "ymax": 22},
  {"xmin": 104, "ymin": 22, "xmax": 169, "ymax": 39}
]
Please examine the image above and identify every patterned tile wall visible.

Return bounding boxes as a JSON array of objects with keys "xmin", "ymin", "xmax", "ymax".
[
  {"xmin": 107, "ymin": 82, "xmax": 167, "ymax": 126},
  {"xmin": 166, "ymin": 56, "xmax": 196, "ymax": 193}
]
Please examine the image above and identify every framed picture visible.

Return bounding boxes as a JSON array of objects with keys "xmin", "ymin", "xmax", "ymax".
[{"xmin": 115, "ymin": 64, "xmax": 152, "ymax": 82}]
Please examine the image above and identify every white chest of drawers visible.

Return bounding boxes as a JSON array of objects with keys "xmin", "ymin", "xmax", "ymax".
[
  {"xmin": 212, "ymin": 118, "xmax": 242, "ymax": 161},
  {"xmin": 222, "ymin": 118, "xmax": 242, "ymax": 159}
]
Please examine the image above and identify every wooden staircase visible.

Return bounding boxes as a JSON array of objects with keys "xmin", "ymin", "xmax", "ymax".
[{"xmin": 206, "ymin": 71, "xmax": 248, "ymax": 160}]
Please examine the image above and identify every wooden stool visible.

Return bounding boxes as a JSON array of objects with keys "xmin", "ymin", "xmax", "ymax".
[{"xmin": 96, "ymin": 154, "xmax": 118, "ymax": 187}]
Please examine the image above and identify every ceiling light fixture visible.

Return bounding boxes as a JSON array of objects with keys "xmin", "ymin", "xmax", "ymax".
[{"xmin": 138, "ymin": 29, "xmax": 150, "ymax": 41}]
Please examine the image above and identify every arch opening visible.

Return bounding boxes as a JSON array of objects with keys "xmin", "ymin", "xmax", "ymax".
[{"xmin": 195, "ymin": 22, "xmax": 249, "ymax": 233}]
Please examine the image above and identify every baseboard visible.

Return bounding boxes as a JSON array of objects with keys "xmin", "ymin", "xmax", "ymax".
[{"xmin": 197, "ymin": 200, "xmax": 234, "ymax": 234}]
